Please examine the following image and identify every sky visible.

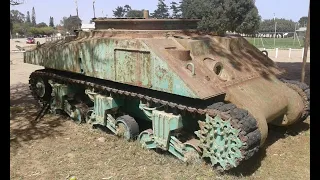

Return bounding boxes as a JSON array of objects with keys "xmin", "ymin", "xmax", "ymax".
[{"xmin": 11, "ymin": 0, "xmax": 309, "ymax": 25}]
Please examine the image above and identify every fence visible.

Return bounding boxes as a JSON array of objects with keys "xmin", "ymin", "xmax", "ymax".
[
  {"xmin": 242, "ymin": 30, "xmax": 307, "ymax": 49},
  {"xmin": 45, "ymin": 35, "xmax": 77, "ymax": 43},
  {"xmin": 246, "ymin": 37, "xmax": 305, "ymax": 49},
  {"xmin": 258, "ymin": 48, "xmax": 310, "ymax": 62},
  {"xmin": 45, "ymin": 36, "xmax": 65, "ymax": 42}
]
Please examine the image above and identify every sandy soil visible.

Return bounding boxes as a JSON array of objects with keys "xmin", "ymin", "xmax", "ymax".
[{"xmin": 10, "ymin": 40, "xmax": 310, "ymax": 180}]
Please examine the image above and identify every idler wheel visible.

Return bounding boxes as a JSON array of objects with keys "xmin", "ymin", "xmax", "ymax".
[
  {"xmin": 29, "ymin": 73, "xmax": 52, "ymax": 105},
  {"xmin": 280, "ymin": 79, "xmax": 310, "ymax": 121}
]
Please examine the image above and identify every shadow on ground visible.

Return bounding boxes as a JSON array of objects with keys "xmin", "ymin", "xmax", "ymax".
[
  {"xmin": 10, "ymin": 83, "xmax": 37, "ymax": 106},
  {"xmin": 10, "ymin": 83, "xmax": 65, "ymax": 155},
  {"xmin": 276, "ymin": 62, "xmax": 310, "ymax": 85}
]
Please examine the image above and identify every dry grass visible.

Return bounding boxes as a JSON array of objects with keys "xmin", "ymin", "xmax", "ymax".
[{"xmin": 10, "ymin": 87, "xmax": 310, "ymax": 180}]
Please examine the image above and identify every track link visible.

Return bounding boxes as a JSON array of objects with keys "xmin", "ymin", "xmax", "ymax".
[
  {"xmin": 29, "ymin": 69, "xmax": 261, "ymax": 171},
  {"xmin": 280, "ymin": 79, "xmax": 310, "ymax": 122}
]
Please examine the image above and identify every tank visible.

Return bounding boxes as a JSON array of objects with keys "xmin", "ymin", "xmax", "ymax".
[{"xmin": 24, "ymin": 14, "xmax": 310, "ymax": 171}]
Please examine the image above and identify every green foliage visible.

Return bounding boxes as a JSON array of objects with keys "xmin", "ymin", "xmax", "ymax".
[
  {"xmin": 10, "ymin": 10, "xmax": 24, "ymax": 32},
  {"xmin": 259, "ymin": 18, "xmax": 295, "ymax": 33},
  {"xmin": 180, "ymin": 0, "xmax": 203, "ymax": 19},
  {"xmin": 12, "ymin": 23, "xmax": 29, "ymax": 35},
  {"xmin": 170, "ymin": 1, "xmax": 181, "ymax": 18},
  {"xmin": 298, "ymin": 16, "xmax": 308, "ymax": 27},
  {"xmin": 151, "ymin": 0, "xmax": 169, "ymax": 18},
  {"xmin": 31, "ymin": 7, "xmax": 36, "ymax": 26},
  {"xmin": 10, "ymin": 9, "xmax": 57, "ymax": 36},
  {"xmin": 10, "ymin": 10, "xmax": 25, "ymax": 24},
  {"xmin": 12, "ymin": 22, "xmax": 55, "ymax": 36},
  {"xmin": 29, "ymin": 26, "xmax": 54, "ymax": 35},
  {"xmin": 113, "ymin": 6, "xmax": 126, "ymax": 17},
  {"xmin": 61, "ymin": 16, "xmax": 82, "ymax": 33},
  {"xmin": 126, "ymin": 10, "xmax": 143, "ymax": 18},
  {"xmin": 124, "ymin": 5, "xmax": 131, "ymax": 12},
  {"xmin": 113, "ymin": 5, "xmax": 139, "ymax": 18},
  {"xmin": 180, "ymin": 0, "xmax": 261, "ymax": 35},
  {"xmin": 49, "ymin": 16, "xmax": 54, "ymax": 27},
  {"xmin": 235, "ymin": 5, "xmax": 260, "ymax": 34},
  {"xmin": 26, "ymin": 11, "xmax": 31, "ymax": 23},
  {"xmin": 37, "ymin": 22, "xmax": 48, "ymax": 28}
]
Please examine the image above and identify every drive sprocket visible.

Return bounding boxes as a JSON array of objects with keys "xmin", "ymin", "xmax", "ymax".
[
  {"xmin": 195, "ymin": 102, "xmax": 261, "ymax": 171},
  {"xmin": 195, "ymin": 114, "xmax": 243, "ymax": 170}
]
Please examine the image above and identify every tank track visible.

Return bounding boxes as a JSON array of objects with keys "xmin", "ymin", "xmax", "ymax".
[
  {"xmin": 29, "ymin": 69, "xmax": 261, "ymax": 171},
  {"xmin": 280, "ymin": 79, "xmax": 310, "ymax": 122}
]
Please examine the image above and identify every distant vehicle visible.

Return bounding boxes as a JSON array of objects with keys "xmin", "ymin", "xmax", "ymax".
[{"xmin": 26, "ymin": 37, "xmax": 35, "ymax": 44}]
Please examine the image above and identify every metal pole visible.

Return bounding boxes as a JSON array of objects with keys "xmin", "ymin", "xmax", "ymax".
[
  {"xmin": 273, "ymin": 13, "xmax": 276, "ymax": 48},
  {"xmin": 301, "ymin": 4, "xmax": 310, "ymax": 83},
  {"xmin": 74, "ymin": 0, "xmax": 80, "ymax": 30},
  {"xmin": 293, "ymin": 23, "xmax": 297, "ymax": 46},
  {"xmin": 93, "ymin": 0, "xmax": 96, "ymax": 18},
  {"xmin": 75, "ymin": 0, "xmax": 78, "ymax": 17},
  {"xmin": 274, "ymin": 22, "xmax": 277, "ymax": 48}
]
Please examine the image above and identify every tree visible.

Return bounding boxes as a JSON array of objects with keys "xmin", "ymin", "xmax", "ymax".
[
  {"xmin": 180, "ymin": 0, "xmax": 261, "ymax": 35},
  {"xmin": 10, "ymin": 10, "xmax": 25, "ymax": 24},
  {"xmin": 124, "ymin": 5, "xmax": 132, "ymax": 13},
  {"xmin": 170, "ymin": 1, "xmax": 181, "ymax": 18},
  {"xmin": 29, "ymin": 26, "xmax": 54, "ymax": 36},
  {"xmin": 12, "ymin": 22, "xmax": 32, "ymax": 36},
  {"xmin": 31, "ymin": 7, "xmax": 36, "ymax": 26},
  {"xmin": 113, "ymin": 6, "xmax": 126, "ymax": 17},
  {"xmin": 49, "ymin": 16, "xmax": 54, "ymax": 27},
  {"xmin": 10, "ymin": 0, "xmax": 24, "ymax": 6},
  {"xmin": 37, "ymin": 22, "xmax": 48, "ymax": 28},
  {"xmin": 298, "ymin": 16, "xmax": 308, "ymax": 27},
  {"xmin": 10, "ymin": 10, "xmax": 25, "ymax": 34},
  {"xmin": 126, "ymin": 10, "xmax": 144, "ymax": 18},
  {"xmin": 26, "ymin": 11, "xmax": 31, "ymax": 23},
  {"xmin": 151, "ymin": 0, "xmax": 169, "ymax": 18},
  {"xmin": 259, "ymin": 18, "xmax": 295, "ymax": 33},
  {"xmin": 60, "ymin": 17, "xmax": 67, "ymax": 26},
  {"xmin": 61, "ymin": 15, "xmax": 82, "ymax": 33}
]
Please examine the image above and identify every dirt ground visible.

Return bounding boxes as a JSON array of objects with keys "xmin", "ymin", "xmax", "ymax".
[{"xmin": 10, "ymin": 40, "xmax": 310, "ymax": 180}]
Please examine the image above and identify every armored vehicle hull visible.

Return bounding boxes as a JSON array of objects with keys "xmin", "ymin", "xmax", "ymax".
[{"xmin": 24, "ymin": 18, "xmax": 309, "ymax": 171}]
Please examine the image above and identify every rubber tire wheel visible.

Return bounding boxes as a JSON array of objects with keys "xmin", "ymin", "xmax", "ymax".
[{"xmin": 115, "ymin": 115, "xmax": 139, "ymax": 141}]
